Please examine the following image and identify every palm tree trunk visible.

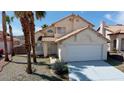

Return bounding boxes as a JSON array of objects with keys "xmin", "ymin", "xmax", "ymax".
[
  {"xmin": 9, "ymin": 25, "xmax": 15, "ymax": 56},
  {"xmin": 2, "ymin": 11, "xmax": 9, "ymax": 61},
  {"xmin": 29, "ymin": 12, "xmax": 37, "ymax": 63},
  {"xmin": 20, "ymin": 17, "xmax": 32, "ymax": 74}
]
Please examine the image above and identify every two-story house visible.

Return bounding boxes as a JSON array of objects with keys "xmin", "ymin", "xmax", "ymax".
[{"xmin": 35, "ymin": 14, "xmax": 109, "ymax": 62}]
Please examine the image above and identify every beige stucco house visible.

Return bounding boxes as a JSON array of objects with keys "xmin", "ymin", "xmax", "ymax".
[
  {"xmin": 35, "ymin": 14, "xmax": 109, "ymax": 62},
  {"xmin": 98, "ymin": 21, "xmax": 124, "ymax": 52}
]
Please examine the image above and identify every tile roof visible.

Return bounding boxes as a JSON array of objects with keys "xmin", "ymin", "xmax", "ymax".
[
  {"xmin": 55, "ymin": 26, "xmax": 110, "ymax": 43},
  {"xmin": 104, "ymin": 25, "xmax": 124, "ymax": 34},
  {"xmin": 55, "ymin": 26, "xmax": 89, "ymax": 42}
]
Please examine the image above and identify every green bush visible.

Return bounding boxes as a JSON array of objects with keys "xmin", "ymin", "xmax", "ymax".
[
  {"xmin": 51, "ymin": 62, "xmax": 68, "ymax": 75},
  {"xmin": 112, "ymin": 48, "xmax": 117, "ymax": 53}
]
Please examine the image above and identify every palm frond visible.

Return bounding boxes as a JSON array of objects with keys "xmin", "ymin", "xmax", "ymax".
[
  {"xmin": 6, "ymin": 15, "xmax": 10, "ymax": 24},
  {"xmin": 35, "ymin": 11, "xmax": 46, "ymax": 20}
]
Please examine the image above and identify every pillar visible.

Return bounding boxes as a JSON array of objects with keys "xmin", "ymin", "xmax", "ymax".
[
  {"xmin": 116, "ymin": 38, "xmax": 121, "ymax": 51},
  {"xmin": 43, "ymin": 42, "xmax": 48, "ymax": 57}
]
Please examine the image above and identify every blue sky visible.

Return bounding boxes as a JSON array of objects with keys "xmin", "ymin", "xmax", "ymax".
[{"xmin": 0, "ymin": 11, "xmax": 124, "ymax": 36}]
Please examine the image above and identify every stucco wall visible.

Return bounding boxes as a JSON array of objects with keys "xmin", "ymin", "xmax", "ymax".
[
  {"xmin": 35, "ymin": 15, "xmax": 92, "ymax": 40},
  {"xmin": 58, "ymin": 28, "xmax": 108, "ymax": 62},
  {"xmin": 61, "ymin": 28, "xmax": 107, "ymax": 44},
  {"xmin": 35, "ymin": 41, "xmax": 57, "ymax": 55},
  {"xmin": 106, "ymin": 30, "xmax": 111, "ymax": 40},
  {"xmin": 48, "ymin": 42, "xmax": 57, "ymax": 55},
  {"xmin": 35, "ymin": 32, "xmax": 43, "ymax": 42},
  {"xmin": 54, "ymin": 16, "xmax": 90, "ymax": 35},
  {"xmin": 44, "ymin": 26, "xmax": 55, "ymax": 37}
]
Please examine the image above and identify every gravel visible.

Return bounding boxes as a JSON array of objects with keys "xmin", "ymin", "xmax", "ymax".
[{"xmin": 0, "ymin": 55, "xmax": 64, "ymax": 81}]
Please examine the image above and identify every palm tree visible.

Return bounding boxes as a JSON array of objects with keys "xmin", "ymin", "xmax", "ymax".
[
  {"xmin": 27, "ymin": 11, "xmax": 46, "ymax": 63},
  {"xmin": 41, "ymin": 24, "xmax": 48, "ymax": 29},
  {"xmin": 6, "ymin": 15, "xmax": 15, "ymax": 56},
  {"xmin": 2, "ymin": 11, "xmax": 9, "ymax": 61},
  {"xmin": 14, "ymin": 11, "xmax": 46, "ymax": 74},
  {"xmin": 14, "ymin": 12, "xmax": 32, "ymax": 74}
]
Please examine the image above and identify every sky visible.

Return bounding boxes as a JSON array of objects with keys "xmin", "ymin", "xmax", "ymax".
[{"xmin": 0, "ymin": 11, "xmax": 124, "ymax": 36}]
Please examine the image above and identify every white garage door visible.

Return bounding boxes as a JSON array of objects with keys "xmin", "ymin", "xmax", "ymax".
[{"xmin": 63, "ymin": 44, "xmax": 102, "ymax": 62}]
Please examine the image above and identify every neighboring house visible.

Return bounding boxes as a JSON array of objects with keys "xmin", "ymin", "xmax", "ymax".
[
  {"xmin": 0, "ymin": 31, "xmax": 20, "ymax": 54},
  {"xmin": 35, "ymin": 14, "xmax": 109, "ymax": 62},
  {"xmin": 97, "ymin": 21, "xmax": 124, "ymax": 52}
]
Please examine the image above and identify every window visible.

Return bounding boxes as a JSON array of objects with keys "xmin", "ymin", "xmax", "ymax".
[
  {"xmin": 56, "ymin": 27, "xmax": 65, "ymax": 34},
  {"xmin": 47, "ymin": 29, "xmax": 53, "ymax": 33}
]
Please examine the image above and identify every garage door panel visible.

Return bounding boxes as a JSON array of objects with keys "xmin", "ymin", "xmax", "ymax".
[{"xmin": 63, "ymin": 44, "xmax": 102, "ymax": 62}]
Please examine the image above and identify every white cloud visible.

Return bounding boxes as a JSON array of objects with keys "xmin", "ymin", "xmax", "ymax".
[
  {"xmin": 35, "ymin": 26, "xmax": 42, "ymax": 31},
  {"xmin": 104, "ymin": 14, "xmax": 113, "ymax": 20},
  {"xmin": 104, "ymin": 12, "xmax": 124, "ymax": 24}
]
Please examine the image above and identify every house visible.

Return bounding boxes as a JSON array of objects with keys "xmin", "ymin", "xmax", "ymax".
[
  {"xmin": 35, "ymin": 14, "xmax": 109, "ymax": 62},
  {"xmin": 0, "ymin": 31, "xmax": 20, "ymax": 54},
  {"xmin": 97, "ymin": 21, "xmax": 124, "ymax": 52}
]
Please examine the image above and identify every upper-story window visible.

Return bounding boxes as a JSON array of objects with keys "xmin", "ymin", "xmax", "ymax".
[
  {"xmin": 47, "ymin": 29, "xmax": 53, "ymax": 33},
  {"xmin": 56, "ymin": 27, "xmax": 65, "ymax": 34}
]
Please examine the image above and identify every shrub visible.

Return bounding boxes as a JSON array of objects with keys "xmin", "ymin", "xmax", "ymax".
[
  {"xmin": 51, "ymin": 62, "xmax": 68, "ymax": 75},
  {"xmin": 112, "ymin": 48, "xmax": 117, "ymax": 53}
]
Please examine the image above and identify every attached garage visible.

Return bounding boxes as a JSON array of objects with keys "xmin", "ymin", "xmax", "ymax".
[
  {"xmin": 56, "ymin": 27, "xmax": 109, "ymax": 62},
  {"xmin": 62, "ymin": 44, "xmax": 102, "ymax": 62}
]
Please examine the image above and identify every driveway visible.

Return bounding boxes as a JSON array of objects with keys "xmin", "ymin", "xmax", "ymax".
[{"xmin": 68, "ymin": 61, "xmax": 124, "ymax": 81}]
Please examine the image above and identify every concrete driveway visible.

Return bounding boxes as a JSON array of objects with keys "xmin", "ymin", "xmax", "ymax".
[{"xmin": 68, "ymin": 61, "xmax": 124, "ymax": 81}]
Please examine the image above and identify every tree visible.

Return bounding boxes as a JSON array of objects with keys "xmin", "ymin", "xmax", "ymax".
[
  {"xmin": 14, "ymin": 11, "xmax": 46, "ymax": 74},
  {"xmin": 41, "ymin": 24, "xmax": 48, "ymax": 29},
  {"xmin": 27, "ymin": 11, "xmax": 46, "ymax": 63},
  {"xmin": 14, "ymin": 12, "xmax": 32, "ymax": 74},
  {"xmin": 2, "ymin": 11, "xmax": 9, "ymax": 61},
  {"xmin": 6, "ymin": 15, "xmax": 15, "ymax": 56}
]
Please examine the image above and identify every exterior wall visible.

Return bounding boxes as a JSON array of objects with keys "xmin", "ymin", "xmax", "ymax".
[
  {"xmin": 48, "ymin": 42, "xmax": 57, "ymax": 55},
  {"xmin": 54, "ymin": 16, "xmax": 90, "ymax": 37},
  {"xmin": 58, "ymin": 29, "xmax": 108, "ymax": 62},
  {"xmin": 44, "ymin": 26, "xmax": 55, "ymax": 37},
  {"xmin": 102, "ymin": 44, "xmax": 108, "ymax": 60},
  {"xmin": 35, "ymin": 32, "xmax": 44, "ymax": 42},
  {"xmin": 39, "ymin": 41, "xmax": 57, "ymax": 57},
  {"xmin": 36, "ymin": 15, "xmax": 92, "ymax": 39},
  {"xmin": 105, "ymin": 30, "xmax": 111, "ymax": 51},
  {"xmin": 42, "ymin": 42, "xmax": 48, "ymax": 57},
  {"xmin": 106, "ymin": 30, "xmax": 111, "ymax": 40},
  {"xmin": 98, "ymin": 28, "xmax": 112, "ymax": 51},
  {"xmin": 35, "ymin": 42, "xmax": 43, "ymax": 55},
  {"xmin": 61, "ymin": 29, "xmax": 107, "ymax": 44}
]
